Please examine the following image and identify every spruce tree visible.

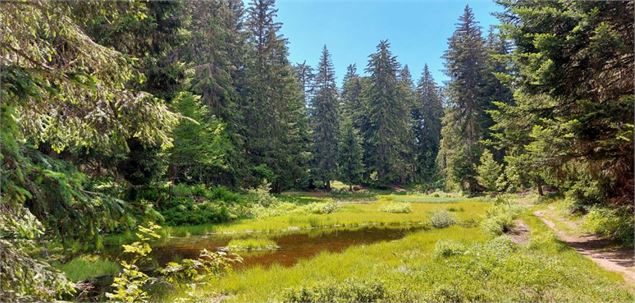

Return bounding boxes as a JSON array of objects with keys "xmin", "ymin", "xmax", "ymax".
[
  {"xmin": 477, "ymin": 149, "xmax": 502, "ymax": 192},
  {"xmin": 243, "ymin": 0, "xmax": 310, "ymax": 191},
  {"xmin": 414, "ymin": 64, "xmax": 443, "ymax": 183},
  {"xmin": 310, "ymin": 46, "xmax": 340, "ymax": 189},
  {"xmin": 365, "ymin": 40, "xmax": 411, "ymax": 185},
  {"xmin": 168, "ymin": 93, "xmax": 232, "ymax": 184},
  {"xmin": 184, "ymin": 0, "xmax": 247, "ymax": 186},
  {"xmin": 340, "ymin": 64, "xmax": 364, "ymax": 126},
  {"xmin": 495, "ymin": 0, "xmax": 634, "ymax": 205},
  {"xmin": 338, "ymin": 118, "xmax": 364, "ymax": 190},
  {"xmin": 439, "ymin": 5, "xmax": 490, "ymax": 193}
]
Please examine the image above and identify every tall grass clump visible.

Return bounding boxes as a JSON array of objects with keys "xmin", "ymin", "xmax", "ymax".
[
  {"xmin": 227, "ymin": 238, "xmax": 279, "ymax": 251},
  {"xmin": 583, "ymin": 206, "xmax": 634, "ymax": 246},
  {"xmin": 380, "ymin": 203, "xmax": 412, "ymax": 213},
  {"xmin": 281, "ymin": 278, "xmax": 401, "ymax": 303},
  {"xmin": 56, "ymin": 255, "xmax": 120, "ymax": 282}
]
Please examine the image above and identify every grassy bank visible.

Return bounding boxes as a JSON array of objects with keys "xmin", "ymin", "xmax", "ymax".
[{"xmin": 160, "ymin": 196, "xmax": 632, "ymax": 302}]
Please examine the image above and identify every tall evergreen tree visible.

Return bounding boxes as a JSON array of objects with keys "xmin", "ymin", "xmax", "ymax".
[
  {"xmin": 183, "ymin": 0, "xmax": 248, "ymax": 186},
  {"xmin": 340, "ymin": 64, "xmax": 364, "ymax": 125},
  {"xmin": 399, "ymin": 65, "xmax": 417, "ymax": 182},
  {"xmin": 414, "ymin": 64, "xmax": 443, "ymax": 183},
  {"xmin": 338, "ymin": 119, "xmax": 364, "ymax": 190},
  {"xmin": 243, "ymin": 0, "xmax": 309, "ymax": 191},
  {"xmin": 294, "ymin": 61, "xmax": 315, "ymax": 108},
  {"xmin": 438, "ymin": 5, "xmax": 490, "ymax": 193},
  {"xmin": 495, "ymin": 0, "xmax": 634, "ymax": 205},
  {"xmin": 310, "ymin": 46, "xmax": 340, "ymax": 189},
  {"xmin": 365, "ymin": 40, "xmax": 411, "ymax": 184}
]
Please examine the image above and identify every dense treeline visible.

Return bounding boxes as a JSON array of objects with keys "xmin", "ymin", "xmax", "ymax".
[{"xmin": 1, "ymin": 0, "xmax": 632, "ymax": 300}]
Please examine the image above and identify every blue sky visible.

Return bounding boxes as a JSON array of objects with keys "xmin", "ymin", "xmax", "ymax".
[{"xmin": 274, "ymin": 0, "xmax": 502, "ymax": 86}]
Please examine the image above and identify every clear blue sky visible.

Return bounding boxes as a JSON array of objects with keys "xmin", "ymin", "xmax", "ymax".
[{"xmin": 274, "ymin": 0, "xmax": 502, "ymax": 86}]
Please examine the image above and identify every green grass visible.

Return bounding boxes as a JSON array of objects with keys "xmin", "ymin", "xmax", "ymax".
[
  {"xmin": 54, "ymin": 255, "xmax": 120, "ymax": 282},
  {"xmin": 208, "ymin": 199, "xmax": 488, "ymax": 234},
  {"xmin": 160, "ymin": 196, "xmax": 632, "ymax": 302},
  {"xmin": 226, "ymin": 238, "xmax": 279, "ymax": 251}
]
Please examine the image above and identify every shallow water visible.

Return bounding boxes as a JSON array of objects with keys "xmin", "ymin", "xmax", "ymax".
[{"xmin": 151, "ymin": 226, "xmax": 425, "ymax": 270}]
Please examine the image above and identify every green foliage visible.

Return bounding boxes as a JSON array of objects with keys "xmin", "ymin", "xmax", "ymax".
[
  {"xmin": 56, "ymin": 255, "xmax": 120, "ymax": 282},
  {"xmin": 480, "ymin": 202, "xmax": 521, "ymax": 236},
  {"xmin": 310, "ymin": 46, "xmax": 340, "ymax": 187},
  {"xmin": 364, "ymin": 40, "xmax": 413, "ymax": 185},
  {"xmin": 107, "ymin": 223, "xmax": 162, "ymax": 303},
  {"xmin": 438, "ymin": 5, "xmax": 492, "ymax": 193},
  {"xmin": 583, "ymin": 206, "xmax": 634, "ymax": 246},
  {"xmin": 477, "ymin": 149, "xmax": 503, "ymax": 192},
  {"xmin": 159, "ymin": 249, "xmax": 242, "ymax": 284},
  {"xmin": 0, "ymin": 240, "xmax": 75, "ymax": 301},
  {"xmin": 338, "ymin": 119, "xmax": 365, "ymax": 188},
  {"xmin": 429, "ymin": 210, "xmax": 456, "ymax": 228},
  {"xmin": 433, "ymin": 239, "xmax": 467, "ymax": 259},
  {"xmin": 158, "ymin": 184, "xmax": 244, "ymax": 226},
  {"xmin": 413, "ymin": 64, "xmax": 444, "ymax": 183},
  {"xmin": 281, "ymin": 278, "xmax": 390, "ymax": 303},
  {"xmin": 495, "ymin": 0, "xmax": 634, "ymax": 205},
  {"xmin": 380, "ymin": 203, "xmax": 412, "ymax": 214},
  {"xmin": 168, "ymin": 92, "xmax": 233, "ymax": 184},
  {"xmin": 248, "ymin": 181, "xmax": 279, "ymax": 207}
]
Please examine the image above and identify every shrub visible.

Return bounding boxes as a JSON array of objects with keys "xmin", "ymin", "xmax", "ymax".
[
  {"xmin": 433, "ymin": 240, "xmax": 467, "ymax": 259},
  {"xmin": 380, "ymin": 203, "xmax": 412, "ymax": 213},
  {"xmin": 281, "ymin": 278, "xmax": 388, "ymax": 303},
  {"xmin": 480, "ymin": 203, "xmax": 521, "ymax": 236},
  {"xmin": 248, "ymin": 181, "xmax": 278, "ymax": 207},
  {"xmin": 303, "ymin": 199, "xmax": 339, "ymax": 214},
  {"xmin": 429, "ymin": 210, "xmax": 456, "ymax": 228},
  {"xmin": 583, "ymin": 206, "xmax": 634, "ymax": 245}
]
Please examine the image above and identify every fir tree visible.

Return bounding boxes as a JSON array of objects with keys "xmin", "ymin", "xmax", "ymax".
[
  {"xmin": 243, "ymin": 0, "xmax": 310, "ymax": 191},
  {"xmin": 439, "ymin": 5, "xmax": 490, "ymax": 193},
  {"xmin": 365, "ymin": 40, "xmax": 411, "ymax": 184},
  {"xmin": 414, "ymin": 64, "xmax": 443, "ymax": 183},
  {"xmin": 477, "ymin": 149, "xmax": 502, "ymax": 192},
  {"xmin": 310, "ymin": 46, "xmax": 340, "ymax": 189},
  {"xmin": 338, "ymin": 119, "xmax": 364, "ymax": 190}
]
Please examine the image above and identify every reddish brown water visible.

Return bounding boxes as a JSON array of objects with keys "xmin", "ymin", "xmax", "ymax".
[{"xmin": 151, "ymin": 226, "xmax": 425, "ymax": 270}]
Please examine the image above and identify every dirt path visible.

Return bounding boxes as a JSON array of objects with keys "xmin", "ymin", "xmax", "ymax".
[
  {"xmin": 509, "ymin": 219, "xmax": 530, "ymax": 245},
  {"xmin": 534, "ymin": 210, "xmax": 635, "ymax": 285}
]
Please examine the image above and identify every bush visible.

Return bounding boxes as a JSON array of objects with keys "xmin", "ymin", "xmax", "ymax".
[
  {"xmin": 429, "ymin": 210, "xmax": 456, "ymax": 228},
  {"xmin": 583, "ymin": 206, "xmax": 634, "ymax": 246},
  {"xmin": 380, "ymin": 203, "xmax": 412, "ymax": 213},
  {"xmin": 302, "ymin": 199, "xmax": 339, "ymax": 214},
  {"xmin": 281, "ymin": 278, "xmax": 388, "ymax": 303},
  {"xmin": 248, "ymin": 181, "xmax": 278, "ymax": 207},
  {"xmin": 480, "ymin": 203, "xmax": 521, "ymax": 236},
  {"xmin": 433, "ymin": 240, "xmax": 467, "ymax": 259}
]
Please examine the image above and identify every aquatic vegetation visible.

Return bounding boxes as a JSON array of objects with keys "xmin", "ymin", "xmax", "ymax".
[{"xmin": 226, "ymin": 238, "xmax": 279, "ymax": 252}]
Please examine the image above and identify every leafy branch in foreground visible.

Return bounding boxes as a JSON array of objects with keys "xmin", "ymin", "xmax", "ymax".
[{"xmin": 106, "ymin": 223, "xmax": 242, "ymax": 302}]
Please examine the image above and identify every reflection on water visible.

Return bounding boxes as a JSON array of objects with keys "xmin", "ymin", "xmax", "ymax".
[{"xmin": 151, "ymin": 226, "xmax": 427, "ymax": 270}]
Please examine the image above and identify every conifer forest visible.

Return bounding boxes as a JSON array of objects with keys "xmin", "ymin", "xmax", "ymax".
[{"xmin": 1, "ymin": 0, "xmax": 634, "ymax": 302}]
